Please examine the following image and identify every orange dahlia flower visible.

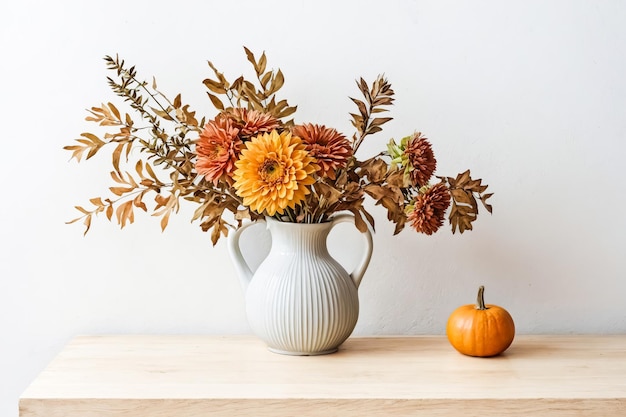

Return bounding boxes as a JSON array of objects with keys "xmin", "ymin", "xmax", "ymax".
[
  {"xmin": 405, "ymin": 132, "xmax": 437, "ymax": 187},
  {"xmin": 222, "ymin": 108, "xmax": 281, "ymax": 138},
  {"xmin": 291, "ymin": 123, "xmax": 352, "ymax": 180},
  {"xmin": 195, "ymin": 117, "xmax": 242, "ymax": 185},
  {"xmin": 408, "ymin": 183, "xmax": 451, "ymax": 235},
  {"xmin": 232, "ymin": 130, "xmax": 317, "ymax": 216}
]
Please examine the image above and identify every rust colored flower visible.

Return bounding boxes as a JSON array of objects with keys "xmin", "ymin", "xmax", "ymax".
[
  {"xmin": 222, "ymin": 108, "xmax": 281, "ymax": 138},
  {"xmin": 195, "ymin": 117, "xmax": 242, "ymax": 185},
  {"xmin": 408, "ymin": 183, "xmax": 451, "ymax": 235},
  {"xmin": 405, "ymin": 132, "xmax": 437, "ymax": 187},
  {"xmin": 291, "ymin": 123, "xmax": 352, "ymax": 180},
  {"xmin": 232, "ymin": 130, "xmax": 317, "ymax": 216}
]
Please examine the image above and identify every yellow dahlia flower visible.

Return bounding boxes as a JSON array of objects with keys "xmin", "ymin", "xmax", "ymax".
[{"xmin": 233, "ymin": 130, "xmax": 317, "ymax": 216}]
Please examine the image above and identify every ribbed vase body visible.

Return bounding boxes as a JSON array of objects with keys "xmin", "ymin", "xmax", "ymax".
[{"xmin": 245, "ymin": 219, "xmax": 359, "ymax": 355}]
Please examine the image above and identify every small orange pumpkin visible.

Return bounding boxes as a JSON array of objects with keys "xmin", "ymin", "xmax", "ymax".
[{"xmin": 446, "ymin": 286, "xmax": 515, "ymax": 357}]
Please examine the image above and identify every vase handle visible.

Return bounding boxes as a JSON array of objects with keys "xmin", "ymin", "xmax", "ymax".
[
  {"xmin": 330, "ymin": 213, "xmax": 373, "ymax": 289},
  {"xmin": 227, "ymin": 220, "xmax": 265, "ymax": 292}
]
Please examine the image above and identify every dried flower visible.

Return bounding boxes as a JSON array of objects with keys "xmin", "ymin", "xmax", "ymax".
[
  {"xmin": 408, "ymin": 183, "xmax": 452, "ymax": 235},
  {"xmin": 196, "ymin": 117, "xmax": 242, "ymax": 185},
  {"xmin": 405, "ymin": 132, "xmax": 437, "ymax": 187},
  {"xmin": 223, "ymin": 108, "xmax": 281, "ymax": 138},
  {"xmin": 292, "ymin": 123, "xmax": 352, "ymax": 180},
  {"xmin": 232, "ymin": 130, "xmax": 317, "ymax": 216}
]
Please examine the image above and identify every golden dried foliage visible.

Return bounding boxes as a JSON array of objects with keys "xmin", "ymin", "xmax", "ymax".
[
  {"xmin": 65, "ymin": 48, "xmax": 492, "ymax": 244},
  {"xmin": 442, "ymin": 170, "xmax": 493, "ymax": 233}
]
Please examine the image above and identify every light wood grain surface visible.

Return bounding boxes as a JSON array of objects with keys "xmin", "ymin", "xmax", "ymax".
[{"xmin": 19, "ymin": 335, "xmax": 626, "ymax": 416}]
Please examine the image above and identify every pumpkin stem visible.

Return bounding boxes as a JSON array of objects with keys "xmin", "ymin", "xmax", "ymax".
[{"xmin": 476, "ymin": 285, "xmax": 488, "ymax": 310}]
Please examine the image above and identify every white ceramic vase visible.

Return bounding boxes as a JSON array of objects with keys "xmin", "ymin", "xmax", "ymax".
[{"xmin": 227, "ymin": 213, "xmax": 373, "ymax": 355}]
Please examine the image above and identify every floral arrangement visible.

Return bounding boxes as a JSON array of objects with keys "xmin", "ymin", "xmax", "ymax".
[{"xmin": 65, "ymin": 48, "xmax": 492, "ymax": 244}]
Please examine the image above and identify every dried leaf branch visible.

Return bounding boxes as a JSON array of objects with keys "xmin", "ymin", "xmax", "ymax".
[
  {"xmin": 64, "ymin": 55, "xmax": 247, "ymax": 243},
  {"xmin": 441, "ymin": 170, "xmax": 493, "ymax": 233},
  {"xmin": 203, "ymin": 48, "xmax": 297, "ymax": 124},
  {"xmin": 350, "ymin": 75, "xmax": 395, "ymax": 153}
]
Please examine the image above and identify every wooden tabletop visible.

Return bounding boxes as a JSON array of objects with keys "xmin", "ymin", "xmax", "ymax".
[{"xmin": 19, "ymin": 335, "xmax": 626, "ymax": 416}]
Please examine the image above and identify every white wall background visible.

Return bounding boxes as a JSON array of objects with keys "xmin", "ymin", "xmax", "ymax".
[{"xmin": 1, "ymin": 0, "xmax": 625, "ymax": 415}]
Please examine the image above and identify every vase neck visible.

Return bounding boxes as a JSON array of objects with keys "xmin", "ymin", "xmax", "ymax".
[{"xmin": 266, "ymin": 220, "xmax": 332, "ymax": 255}]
